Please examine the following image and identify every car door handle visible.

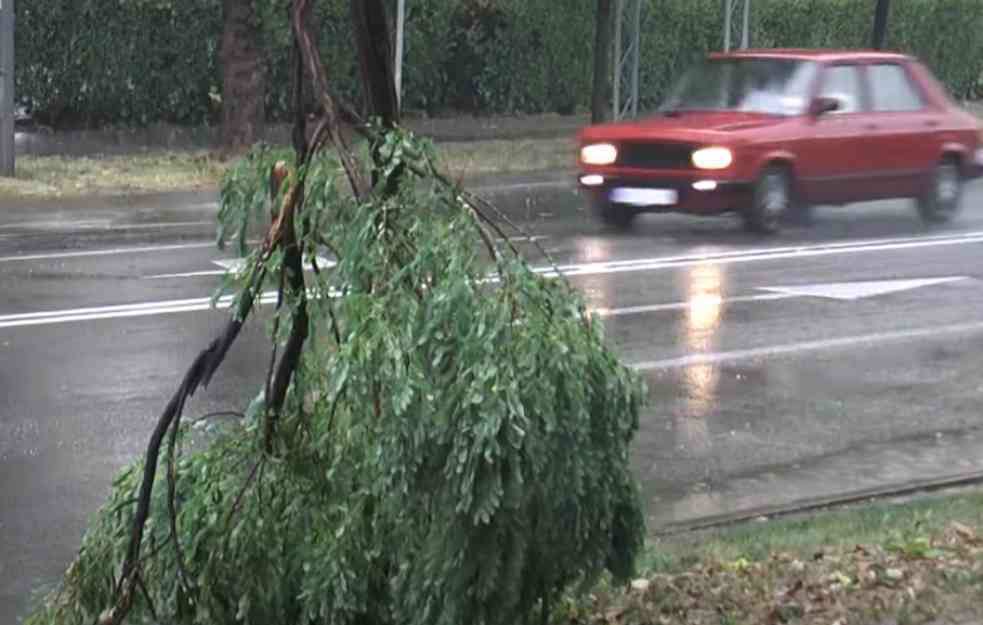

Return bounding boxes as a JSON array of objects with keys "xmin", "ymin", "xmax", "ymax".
[
  {"xmin": 925, "ymin": 120, "xmax": 941, "ymax": 128},
  {"xmin": 864, "ymin": 123, "xmax": 878, "ymax": 131}
]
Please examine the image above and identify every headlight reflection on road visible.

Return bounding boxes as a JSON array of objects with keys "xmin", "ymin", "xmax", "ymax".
[
  {"xmin": 576, "ymin": 236, "xmax": 612, "ymax": 264},
  {"xmin": 677, "ymin": 263, "xmax": 724, "ymax": 456}
]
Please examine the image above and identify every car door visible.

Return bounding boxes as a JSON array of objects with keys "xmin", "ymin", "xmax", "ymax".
[
  {"xmin": 797, "ymin": 63, "xmax": 877, "ymax": 205},
  {"xmin": 860, "ymin": 61, "xmax": 940, "ymax": 199}
]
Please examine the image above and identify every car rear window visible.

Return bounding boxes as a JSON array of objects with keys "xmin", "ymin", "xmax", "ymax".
[{"xmin": 868, "ymin": 64, "xmax": 925, "ymax": 112}]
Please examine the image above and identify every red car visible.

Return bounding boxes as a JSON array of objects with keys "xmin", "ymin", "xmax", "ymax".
[{"xmin": 577, "ymin": 49, "xmax": 983, "ymax": 233}]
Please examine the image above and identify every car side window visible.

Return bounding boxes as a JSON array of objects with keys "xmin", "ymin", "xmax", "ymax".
[
  {"xmin": 818, "ymin": 65, "xmax": 863, "ymax": 114},
  {"xmin": 868, "ymin": 64, "xmax": 925, "ymax": 112}
]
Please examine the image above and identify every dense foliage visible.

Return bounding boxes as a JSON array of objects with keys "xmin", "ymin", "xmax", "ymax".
[
  {"xmin": 26, "ymin": 131, "xmax": 647, "ymax": 625},
  {"xmin": 17, "ymin": 0, "xmax": 983, "ymax": 127}
]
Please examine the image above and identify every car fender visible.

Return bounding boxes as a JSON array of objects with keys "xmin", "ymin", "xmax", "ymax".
[
  {"xmin": 938, "ymin": 140, "xmax": 971, "ymax": 162},
  {"xmin": 749, "ymin": 148, "xmax": 799, "ymax": 181}
]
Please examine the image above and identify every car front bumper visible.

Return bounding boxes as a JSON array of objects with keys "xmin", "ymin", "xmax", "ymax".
[
  {"xmin": 578, "ymin": 173, "xmax": 753, "ymax": 215},
  {"xmin": 971, "ymin": 148, "xmax": 983, "ymax": 177}
]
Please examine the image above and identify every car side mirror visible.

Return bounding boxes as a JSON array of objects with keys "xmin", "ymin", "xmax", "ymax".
[{"xmin": 810, "ymin": 96, "xmax": 840, "ymax": 117}]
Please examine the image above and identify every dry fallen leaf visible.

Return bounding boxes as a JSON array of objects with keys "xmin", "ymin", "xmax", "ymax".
[{"xmin": 951, "ymin": 521, "xmax": 981, "ymax": 545}]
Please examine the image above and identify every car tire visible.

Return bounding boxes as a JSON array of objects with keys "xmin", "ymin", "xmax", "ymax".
[
  {"xmin": 596, "ymin": 201, "xmax": 637, "ymax": 230},
  {"xmin": 743, "ymin": 166, "xmax": 792, "ymax": 235},
  {"xmin": 917, "ymin": 158, "xmax": 963, "ymax": 225}
]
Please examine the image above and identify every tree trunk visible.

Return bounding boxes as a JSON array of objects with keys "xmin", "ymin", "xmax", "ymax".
[
  {"xmin": 350, "ymin": 0, "xmax": 400, "ymax": 128},
  {"xmin": 871, "ymin": 0, "xmax": 891, "ymax": 50},
  {"xmin": 591, "ymin": 0, "xmax": 615, "ymax": 124},
  {"xmin": 220, "ymin": 0, "xmax": 265, "ymax": 156},
  {"xmin": 350, "ymin": 0, "xmax": 402, "ymax": 192}
]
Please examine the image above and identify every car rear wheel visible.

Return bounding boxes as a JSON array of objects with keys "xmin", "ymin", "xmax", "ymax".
[
  {"xmin": 596, "ymin": 201, "xmax": 637, "ymax": 230},
  {"xmin": 917, "ymin": 158, "xmax": 963, "ymax": 225},
  {"xmin": 743, "ymin": 166, "xmax": 791, "ymax": 235}
]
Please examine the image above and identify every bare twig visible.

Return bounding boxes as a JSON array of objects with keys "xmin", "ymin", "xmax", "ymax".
[
  {"xmin": 226, "ymin": 459, "xmax": 263, "ymax": 530},
  {"xmin": 292, "ymin": 0, "xmax": 368, "ymax": 199},
  {"xmin": 134, "ymin": 573, "xmax": 158, "ymax": 624}
]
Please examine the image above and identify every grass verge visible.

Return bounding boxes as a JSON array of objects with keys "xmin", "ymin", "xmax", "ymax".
[
  {"xmin": 0, "ymin": 152, "xmax": 226, "ymax": 198},
  {"xmin": 0, "ymin": 137, "xmax": 575, "ymax": 199},
  {"xmin": 565, "ymin": 490, "xmax": 983, "ymax": 624}
]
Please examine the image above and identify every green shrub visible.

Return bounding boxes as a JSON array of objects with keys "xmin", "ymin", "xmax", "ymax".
[{"xmin": 16, "ymin": 0, "xmax": 983, "ymax": 127}]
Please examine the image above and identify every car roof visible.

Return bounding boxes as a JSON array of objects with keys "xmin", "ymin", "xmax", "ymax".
[{"xmin": 708, "ymin": 48, "xmax": 911, "ymax": 63}]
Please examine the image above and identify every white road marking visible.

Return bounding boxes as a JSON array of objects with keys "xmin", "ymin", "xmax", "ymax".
[
  {"xmin": 630, "ymin": 320, "xmax": 983, "ymax": 371},
  {"xmin": 0, "ymin": 270, "xmax": 968, "ymax": 330},
  {"xmin": 0, "ymin": 220, "xmax": 212, "ymax": 232},
  {"xmin": 537, "ymin": 232, "xmax": 983, "ymax": 278},
  {"xmin": 143, "ymin": 270, "xmax": 227, "ymax": 279},
  {"xmin": 1, "ymin": 226, "xmax": 981, "ymax": 269},
  {"xmin": 0, "ymin": 242, "xmax": 216, "ymax": 263},
  {"xmin": 757, "ymin": 276, "xmax": 969, "ymax": 301},
  {"xmin": 144, "ymin": 257, "xmax": 337, "ymax": 280},
  {"xmin": 0, "ymin": 291, "xmax": 293, "ymax": 329},
  {"xmin": 472, "ymin": 180, "xmax": 570, "ymax": 193},
  {"xmin": 590, "ymin": 292, "xmax": 796, "ymax": 317},
  {"xmin": 0, "ymin": 286, "xmax": 344, "ymax": 329}
]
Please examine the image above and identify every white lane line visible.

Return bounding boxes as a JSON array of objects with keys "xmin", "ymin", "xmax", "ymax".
[
  {"xmin": 0, "ymin": 286, "xmax": 350, "ymax": 329},
  {"xmin": 142, "ymin": 270, "xmax": 227, "ymax": 279},
  {"xmin": 472, "ymin": 180, "xmax": 570, "ymax": 193},
  {"xmin": 0, "ymin": 220, "xmax": 213, "ymax": 232},
  {"xmin": 0, "ymin": 242, "xmax": 217, "ymax": 263},
  {"xmin": 591, "ymin": 292, "xmax": 796, "ymax": 317},
  {"xmin": 0, "ymin": 292, "xmax": 279, "ymax": 329},
  {"xmin": 553, "ymin": 230, "xmax": 983, "ymax": 273},
  {"xmin": 0, "ymin": 286, "xmax": 782, "ymax": 329},
  {"xmin": 630, "ymin": 320, "xmax": 983, "ymax": 371},
  {"xmin": 144, "ymin": 257, "xmax": 337, "ymax": 280},
  {"xmin": 758, "ymin": 276, "xmax": 968, "ymax": 301},
  {"xmin": 1, "ymin": 226, "xmax": 980, "ymax": 268},
  {"xmin": 538, "ymin": 233, "xmax": 983, "ymax": 278}
]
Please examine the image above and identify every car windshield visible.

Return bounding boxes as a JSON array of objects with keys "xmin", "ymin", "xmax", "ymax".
[{"xmin": 660, "ymin": 57, "xmax": 819, "ymax": 116}]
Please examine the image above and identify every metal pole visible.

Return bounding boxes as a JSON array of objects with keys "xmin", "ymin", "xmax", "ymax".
[
  {"xmin": 629, "ymin": 0, "xmax": 641, "ymax": 118},
  {"xmin": 0, "ymin": 0, "xmax": 14, "ymax": 177},
  {"xmin": 612, "ymin": 0, "xmax": 623, "ymax": 118},
  {"xmin": 394, "ymin": 0, "xmax": 405, "ymax": 110},
  {"xmin": 740, "ymin": 0, "xmax": 750, "ymax": 49},
  {"xmin": 723, "ymin": 0, "xmax": 732, "ymax": 53}
]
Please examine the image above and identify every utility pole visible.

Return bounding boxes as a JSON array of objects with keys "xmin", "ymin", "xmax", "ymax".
[
  {"xmin": 394, "ymin": 0, "xmax": 405, "ymax": 110},
  {"xmin": 871, "ymin": 0, "xmax": 891, "ymax": 50},
  {"xmin": 740, "ymin": 0, "xmax": 750, "ymax": 49},
  {"xmin": 0, "ymin": 0, "xmax": 14, "ymax": 177},
  {"xmin": 722, "ymin": 0, "xmax": 732, "ymax": 52},
  {"xmin": 612, "ymin": 0, "xmax": 642, "ymax": 120}
]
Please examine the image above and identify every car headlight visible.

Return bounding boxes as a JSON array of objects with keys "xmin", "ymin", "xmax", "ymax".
[
  {"xmin": 580, "ymin": 143, "xmax": 618, "ymax": 166},
  {"xmin": 691, "ymin": 147, "xmax": 733, "ymax": 170}
]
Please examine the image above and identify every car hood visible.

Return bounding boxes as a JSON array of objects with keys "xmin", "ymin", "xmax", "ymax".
[{"xmin": 578, "ymin": 111, "xmax": 789, "ymax": 144}]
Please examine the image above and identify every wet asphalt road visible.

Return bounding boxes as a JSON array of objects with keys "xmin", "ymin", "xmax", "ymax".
[{"xmin": 4, "ymin": 177, "xmax": 983, "ymax": 622}]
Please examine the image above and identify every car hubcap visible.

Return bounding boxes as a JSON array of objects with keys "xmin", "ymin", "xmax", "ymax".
[
  {"xmin": 936, "ymin": 164, "xmax": 960, "ymax": 210},
  {"xmin": 762, "ymin": 174, "xmax": 787, "ymax": 219}
]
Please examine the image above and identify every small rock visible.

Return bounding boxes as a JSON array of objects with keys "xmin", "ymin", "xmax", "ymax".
[{"xmin": 630, "ymin": 578, "xmax": 650, "ymax": 592}]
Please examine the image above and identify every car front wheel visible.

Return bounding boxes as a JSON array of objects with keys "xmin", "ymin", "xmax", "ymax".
[
  {"xmin": 917, "ymin": 159, "xmax": 963, "ymax": 224},
  {"xmin": 743, "ymin": 166, "xmax": 791, "ymax": 234},
  {"xmin": 595, "ymin": 201, "xmax": 637, "ymax": 230}
]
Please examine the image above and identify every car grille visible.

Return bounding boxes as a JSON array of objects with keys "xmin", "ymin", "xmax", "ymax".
[{"xmin": 617, "ymin": 142, "xmax": 693, "ymax": 170}]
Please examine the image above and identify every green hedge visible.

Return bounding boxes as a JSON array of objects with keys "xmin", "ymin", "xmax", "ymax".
[{"xmin": 15, "ymin": 0, "xmax": 983, "ymax": 128}]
